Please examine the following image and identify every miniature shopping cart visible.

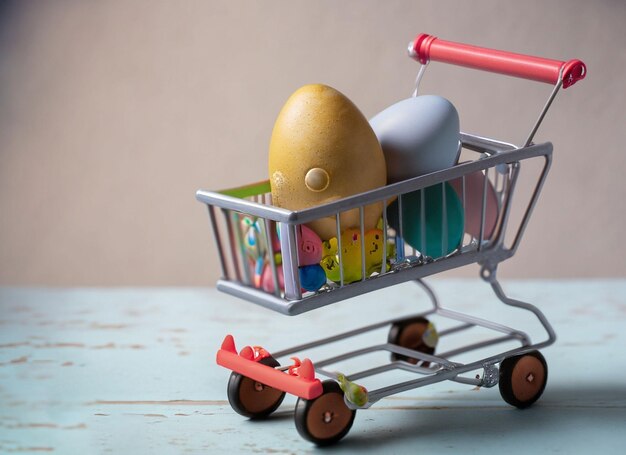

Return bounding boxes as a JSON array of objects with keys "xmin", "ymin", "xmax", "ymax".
[{"xmin": 196, "ymin": 34, "xmax": 586, "ymax": 445}]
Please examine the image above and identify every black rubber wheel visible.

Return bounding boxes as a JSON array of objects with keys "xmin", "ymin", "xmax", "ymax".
[
  {"xmin": 499, "ymin": 350, "xmax": 548, "ymax": 409},
  {"xmin": 294, "ymin": 380, "xmax": 356, "ymax": 446},
  {"xmin": 226, "ymin": 356, "xmax": 286, "ymax": 419},
  {"xmin": 388, "ymin": 316, "xmax": 435, "ymax": 365}
]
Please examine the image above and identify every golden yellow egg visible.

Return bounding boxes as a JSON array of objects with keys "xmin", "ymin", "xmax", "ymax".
[{"xmin": 269, "ymin": 84, "xmax": 386, "ymax": 240}]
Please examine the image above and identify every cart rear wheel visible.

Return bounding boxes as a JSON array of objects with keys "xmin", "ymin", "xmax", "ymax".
[
  {"xmin": 294, "ymin": 380, "xmax": 356, "ymax": 446},
  {"xmin": 499, "ymin": 350, "xmax": 547, "ymax": 409},
  {"xmin": 388, "ymin": 316, "xmax": 435, "ymax": 365},
  {"xmin": 227, "ymin": 356, "xmax": 286, "ymax": 419}
]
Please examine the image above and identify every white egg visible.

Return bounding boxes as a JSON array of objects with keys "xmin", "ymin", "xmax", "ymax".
[{"xmin": 370, "ymin": 95, "xmax": 460, "ymax": 183}]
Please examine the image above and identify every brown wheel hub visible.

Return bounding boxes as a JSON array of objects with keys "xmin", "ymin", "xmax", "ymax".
[
  {"xmin": 238, "ymin": 376, "xmax": 284, "ymax": 414},
  {"xmin": 510, "ymin": 355, "xmax": 545, "ymax": 402},
  {"xmin": 499, "ymin": 350, "xmax": 548, "ymax": 409},
  {"xmin": 306, "ymin": 392, "xmax": 353, "ymax": 440},
  {"xmin": 226, "ymin": 356, "xmax": 286, "ymax": 419},
  {"xmin": 388, "ymin": 316, "xmax": 435, "ymax": 365},
  {"xmin": 294, "ymin": 380, "xmax": 357, "ymax": 446}
]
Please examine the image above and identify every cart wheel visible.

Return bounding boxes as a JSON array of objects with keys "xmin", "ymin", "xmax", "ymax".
[
  {"xmin": 388, "ymin": 316, "xmax": 435, "ymax": 365},
  {"xmin": 294, "ymin": 380, "xmax": 356, "ymax": 446},
  {"xmin": 499, "ymin": 351, "xmax": 548, "ymax": 409},
  {"xmin": 227, "ymin": 356, "xmax": 286, "ymax": 419}
]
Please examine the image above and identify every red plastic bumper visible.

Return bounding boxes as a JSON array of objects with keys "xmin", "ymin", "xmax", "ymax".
[{"xmin": 216, "ymin": 335, "xmax": 323, "ymax": 400}]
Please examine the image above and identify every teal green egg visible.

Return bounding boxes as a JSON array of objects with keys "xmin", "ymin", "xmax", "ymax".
[{"xmin": 387, "ymin": 183, "xmax": 464, "ymax": 258}]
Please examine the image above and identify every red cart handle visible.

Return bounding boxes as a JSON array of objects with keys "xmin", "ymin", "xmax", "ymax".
[{"xmin": 410, "ymin": 34, "xmax": 586, "ymax": 88}]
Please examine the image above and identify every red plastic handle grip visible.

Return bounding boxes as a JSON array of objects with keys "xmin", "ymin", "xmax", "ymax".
[{"xmin": 411, "ymin": 34, "xmax": 586, "ymax": 88}]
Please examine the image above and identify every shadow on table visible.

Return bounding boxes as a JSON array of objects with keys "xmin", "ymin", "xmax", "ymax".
[
  {"xmin": 341, "ymin": 384, "xmax": 625, "ymax": 451},
  {"xmin": 261, "ymin": 383, "xmax": 626, "ymax": 451},
  {"xmin": 542, "ymin": 383, "xmax": 626, "ymax": 407}
]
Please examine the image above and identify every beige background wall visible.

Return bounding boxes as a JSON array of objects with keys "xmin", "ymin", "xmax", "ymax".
[{"xmin": 1, "ymin": 0, "xmax": 624, "ymax": 286}]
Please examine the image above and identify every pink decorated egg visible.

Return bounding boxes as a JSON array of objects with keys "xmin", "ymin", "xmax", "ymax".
[
  {"xmin": 296, "ymin": 224, "xmax": 323, "ymax": 266},
  {"xmin": 450, "ymin": 170, "xmax": 499, "ymax": 240},
  {"xmin": 261, "ymin": 263, "xmax": 285, "ymax": 294}
]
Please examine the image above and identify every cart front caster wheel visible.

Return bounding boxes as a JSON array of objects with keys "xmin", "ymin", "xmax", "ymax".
[
  {"xmin": 294, "ymin": 380, "xmax": 356, "ymax": 446},
  {"xmin": 227, "ymin": 356, "xmax": 286, "ymax": 419},
  {"xmin": 499, "ymin": 350, "xmax": 547, "ymax": 409},
  {"xmin": 388, "ymin": 316, "xmax": 435, "ymax": 365}
]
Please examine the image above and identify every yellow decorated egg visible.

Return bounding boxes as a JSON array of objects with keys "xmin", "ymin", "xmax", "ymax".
[
  {"xmin": 320, "ymin": 228, "xmax": 392, "ymax": 284},
  {"xmin": 269, "ymin": 84, "xmax": 386, "ymax": 240}
]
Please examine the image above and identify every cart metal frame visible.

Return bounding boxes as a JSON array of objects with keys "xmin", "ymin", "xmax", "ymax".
[
  {"xmin": 195, "ymin": 33, "xmax": 585, "ymax": 444},
  {"xmin": 196, "ymin": 134, "xmax": 556, "ymax": 408}
]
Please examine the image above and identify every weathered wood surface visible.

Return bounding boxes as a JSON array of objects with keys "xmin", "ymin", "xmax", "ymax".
[{"xmin": 1, "ymin": 280, "xmax": 625, "ymax": 453}]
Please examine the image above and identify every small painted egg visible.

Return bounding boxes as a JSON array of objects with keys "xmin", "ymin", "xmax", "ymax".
[{"xmin": 298, "ymin": 264, "xmax": 326, "ymax": 292}]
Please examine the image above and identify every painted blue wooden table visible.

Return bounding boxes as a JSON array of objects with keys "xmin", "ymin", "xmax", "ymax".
[{"xmin": 1, "ymin": 279, "xmax": 625, "ymax": 454}]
